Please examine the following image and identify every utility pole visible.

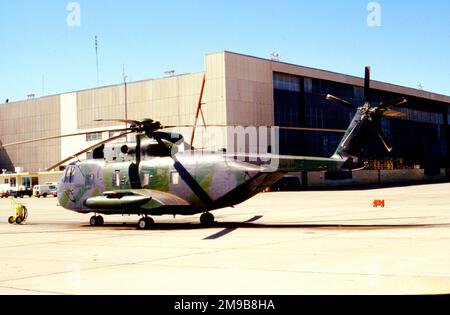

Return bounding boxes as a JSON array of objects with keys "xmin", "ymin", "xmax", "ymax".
[
  {"xmin": 123, "ymin": 65, "xmax": 128, "ymax": 133},
  {"xmin": 95, "ymin": 36, "xmax": 100, "ymax": 86},
  {"xmin": 42, "ymin": 74, "xmax": 45, "ymax": 97}
]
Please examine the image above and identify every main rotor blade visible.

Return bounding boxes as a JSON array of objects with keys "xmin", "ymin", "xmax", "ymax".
[
  {"xmin": 46, "ymin": 131, "xmax": 135, "ymax": 171},
  {"xmin": 94, "ymin": 119, "xmax": 142, "ymax": 125},
  {"xmin": 1, "ymin": 128, "xmax": 130, "ymax": 149},
  {"xmin": 379, "ymin": 97, "xmax": 408, "ymax": 109},
  {"xmin": 364, "ymin": 66, "xmax": 371, "ymax": 102},
  {"xmin": 279, "ymin": 126, "xmax": 347, "ymax": 133},
  {"xmin": 164, "ymin": 124, "xmax": 347, "ymax": 133},
  {"xmin": 326, "ymin": 94, "xmax": 354, "ymax": 108},
  {"xmin": 161, "ymin": 124, "xmax": 203, "ymax": 129}
]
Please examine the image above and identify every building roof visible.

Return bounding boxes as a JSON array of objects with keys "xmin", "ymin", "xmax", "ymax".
[{"xmin": 219, "ymin": 51, "xmax": 450, "ymax": 104}]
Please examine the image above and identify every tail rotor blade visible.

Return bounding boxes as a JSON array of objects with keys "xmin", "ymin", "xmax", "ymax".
[
  {"xmin": 326, "ymin": 94, "xmax": 354, "ymax": 108},
  {"xmin": 369, "ymin": 121, "xmax": 393, "ymax": 153}
]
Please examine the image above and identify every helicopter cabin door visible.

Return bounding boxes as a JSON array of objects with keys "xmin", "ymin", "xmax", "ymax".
[{"xmin": 108, "ymin": 162, "xmax": 142, "ymax": 190}]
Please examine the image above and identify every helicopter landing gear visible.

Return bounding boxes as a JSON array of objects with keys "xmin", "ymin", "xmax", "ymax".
[
  {"xmin": 137, "ymin": 217, "xmax": 155, "ymax": 230},
  {"xmin": 200, "ymin": 212, "xmax": 215, "ymax": 226},
  {"xmin": 89, "ymin": 215, "xmax": 104, "ymax": 227}
]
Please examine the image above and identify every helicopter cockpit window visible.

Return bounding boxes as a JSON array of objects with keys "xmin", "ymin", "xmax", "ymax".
[{"xmin": 64, "ymin": 166, "xmax": 76, "ymax": 184}]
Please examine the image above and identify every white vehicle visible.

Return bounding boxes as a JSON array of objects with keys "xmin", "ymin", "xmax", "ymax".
[{"xmin": 33, "ymin": 184, "xmax": 58, "ymax": 198}]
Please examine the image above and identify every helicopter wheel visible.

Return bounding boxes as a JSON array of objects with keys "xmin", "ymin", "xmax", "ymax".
[
  {"xmin": 90, "ymin": 216, "xmax": 104, "ymax": 227},
  {"xmin": 96, "ymin": 216, "xmax": 104, "ymax": 226},
  {"xmin": 200, "ymin": 212, "xmax": 215, "ymax": 226},
  {"xmin": 137, "ymin": 217, "xmax": 155, "ymax": 230}
]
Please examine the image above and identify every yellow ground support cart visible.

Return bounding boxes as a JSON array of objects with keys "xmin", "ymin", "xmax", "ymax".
[{"xmin": 7, "ymin": 197, "xmax": 28, "ymax": 225}]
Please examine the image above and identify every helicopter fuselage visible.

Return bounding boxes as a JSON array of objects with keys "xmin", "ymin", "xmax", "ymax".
[{"xmin": 57, "ymin": 150, "xmax": 344, "ymax": 216}]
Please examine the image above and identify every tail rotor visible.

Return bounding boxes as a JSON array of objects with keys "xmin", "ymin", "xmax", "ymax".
[{"xmin": 327, "ymin": 66, "xmax": 407, "ymax": 159}]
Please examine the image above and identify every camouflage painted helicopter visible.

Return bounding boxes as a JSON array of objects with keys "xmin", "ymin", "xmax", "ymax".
[{"xmin": 2, "ymin": 67, "xmax": 407, "ymax": 230}]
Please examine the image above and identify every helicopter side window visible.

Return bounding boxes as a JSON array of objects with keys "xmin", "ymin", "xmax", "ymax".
[
  {"xmin": 112, "ymin": 170, "xmax": 121, "ymax": 187},
  {"xmin": 85, "ymin": 174, "xmax": 95, "ymax": 187}
]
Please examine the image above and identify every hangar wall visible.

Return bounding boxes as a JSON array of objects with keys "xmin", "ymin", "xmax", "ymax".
[{"xmin": 0, "ymin": 96, "xmax": 61, "ymax": 172}]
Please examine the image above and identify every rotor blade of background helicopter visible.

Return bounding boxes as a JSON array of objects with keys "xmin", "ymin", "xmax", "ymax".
[
  {"xmin": 364, "ymin": 66, "xmax": 371, "ymax": 102},
  {"xmin": 379, "ymin": 97, "xmax": 408, "ymax": 110},
  {"xmin": 46, "ymin": 131, "xmax": 135, "ymax": 171},
  {"xmin": 1, "ymin": 128, "xmax": 130, "ymax": 149}
]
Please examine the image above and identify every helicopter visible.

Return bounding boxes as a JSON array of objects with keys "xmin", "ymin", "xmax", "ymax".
[{"xmin": 1, "ymin": 67, "xmax": 407, "ymax": 230}]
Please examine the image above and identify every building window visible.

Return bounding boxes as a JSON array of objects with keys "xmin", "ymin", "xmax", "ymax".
[
  {"xmin": 86, "ymin": 132, "xmax": 103, "ymax": 142},
  {"xmin": 304, "ymin": 78, "xmax": 313, "ymax": 93},
  {"xmin": 274, "ymin": 72, "xmax": 301, "ymax": 92}
]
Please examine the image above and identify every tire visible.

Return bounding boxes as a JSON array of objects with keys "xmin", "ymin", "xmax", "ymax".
[
  {"xmin": 96, "ymin": 216, "xmax": 104, "ymax": 226},
  {"xmin": 22, "ymin": 207, "xmax": 28, "ymax": 221},
  {"xmin": 8, "ymin": 216, "xmax": 15, "ymax": 224},
  {"xmin": 16, "ymin": 217, "xmax": 23, "ymax": 225},
  {"xmin": 90, "ymin": 216, "xmax": 98, "ymax": 226},
  {"xmin": 145, "ymin": 217, "xmax": 155, "ymax": 227},
  {"xmin": 200, "ymin": 213, "xmax": 215, "ymax": 226},
  {"xmin": 138, "ymin": 218, "xmax": 147, "ymax": 230},
  {"xmin": 43, "ymin": 193, "xmax": 48, "ymax": 198}
]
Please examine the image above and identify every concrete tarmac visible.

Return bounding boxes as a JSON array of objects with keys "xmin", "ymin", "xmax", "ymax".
[{"xmin": 0, "ymin": 183, "xmax": 449, "ymax": 295}]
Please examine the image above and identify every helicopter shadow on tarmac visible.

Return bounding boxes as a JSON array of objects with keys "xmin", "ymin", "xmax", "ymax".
[{"xmin": 80, "ymin": 215, "xmax": 450, "ymax": 240}]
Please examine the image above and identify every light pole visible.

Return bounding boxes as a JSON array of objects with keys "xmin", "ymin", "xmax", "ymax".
[{"xmin": 123, "ymin": 65, "xmax": 128, "ymax": 136}]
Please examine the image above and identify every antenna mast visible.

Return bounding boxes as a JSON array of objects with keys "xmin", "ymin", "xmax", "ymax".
[
  {"xmin": 95, "ymin": 36, "xmax": 100, "ymax": 86},
  {"xmin": 123, "ymin": 64, "xmax": 128, "ymax": 131}
]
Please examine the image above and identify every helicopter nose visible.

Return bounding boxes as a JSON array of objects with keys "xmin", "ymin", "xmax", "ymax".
[{"xmin": 57, "ymin": 179, "xmax": 66, "ymax": 204}]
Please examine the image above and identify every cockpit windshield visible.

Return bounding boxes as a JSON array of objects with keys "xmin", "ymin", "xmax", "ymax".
[{"xmin": 64, "ymin": 166, "xmax": 76, "ymax": 183}]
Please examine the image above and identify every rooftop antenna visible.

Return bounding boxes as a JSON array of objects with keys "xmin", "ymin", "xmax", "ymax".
[
  {"xmin": 164, "ymin": 70, "xmax": 176, "ymax": 77},
  {"xmin": 270, "ymin": 51, "xmax": 281, "ymax": 61},
  {"xmin": 95, "ymin": 36, "xmax": 100, "ymax": 86},
  {"xmin": 41, "ymin": 74, "xmax": 45, "ymax": 97}
]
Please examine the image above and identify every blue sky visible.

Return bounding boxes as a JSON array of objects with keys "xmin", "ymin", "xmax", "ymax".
[{"xmin": 0, "ymin": 0, "xmax": 449, "ymax": 102}]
